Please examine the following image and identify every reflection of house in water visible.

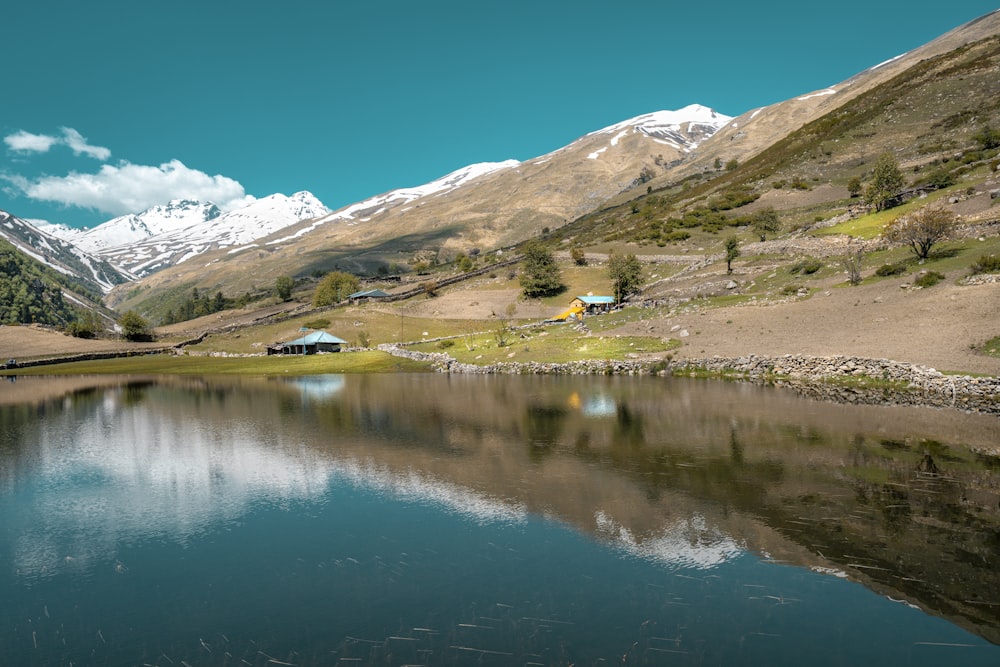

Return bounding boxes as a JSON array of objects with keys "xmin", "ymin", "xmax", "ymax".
[
  {"xmin": 285, "ymin": 375, "xmax": 346, "ymax": 400},
  {"xmin": 268, "ymin": 330, "xmax": 347, "ymax": 355},
  {"xmin": 567, "ymin": 391, "xmax": 617, "ymax": 417}
]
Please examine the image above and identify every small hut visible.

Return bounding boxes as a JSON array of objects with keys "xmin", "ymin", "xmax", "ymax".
[
  {"xmin": 275, "ymin": 330, "xmax": 347, "ymax": 355},
  {"xmin": 347, "ymin": 289, "xmax": 391, "ymax": 303},
  {"xmin": 570, "ymin": 295, "xmax": 615, "ymax": 314}
]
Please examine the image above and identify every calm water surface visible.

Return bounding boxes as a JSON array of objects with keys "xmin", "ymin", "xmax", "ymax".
[{"xmin": 1, "ymin": 373, "xmax": 999, "ymax": 666}]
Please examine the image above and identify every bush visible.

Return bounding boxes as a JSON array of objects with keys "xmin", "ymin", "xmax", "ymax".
[
  {"xmin": 303, "ymin": 318, "xmax": 330, "ymax": 329},
  {"xmin": 913, "ymin": 271, "xmax": 945, "ymax": 288},
  {"xmin": 436, "ymin": 339, "xmax": 455, "ymax": 349},
  {"xmin": 875, "ymin": 262, "xmax": 908, "ymax": 277},
  {"xmin": 780, "ymin": 284, "xmax": 804, "ymax": 296},
  {"xmin": 118, "ymin": 310, "xmax": 152, "ymax": 342},
  {"xmin": 971, "ymin": 254, "xmax": 1000, "ymax": 274},
  {"xmin": 789, "ymin": 259, "xmax": 823, "ymax": 275}
]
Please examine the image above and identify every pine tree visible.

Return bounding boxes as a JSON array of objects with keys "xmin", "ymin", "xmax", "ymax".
[
  {"xmin": 519, "ymin": 242, "xmax": 564, "ymax": 298},
  {"xmin": 864, "ymin": 152, "xmax": 904, "ymax": 211}
]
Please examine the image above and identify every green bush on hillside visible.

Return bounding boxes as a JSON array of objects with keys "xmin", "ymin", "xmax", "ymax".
[
  {"xmin": 913, "ymin": 271, "xmax": 945, "ymax": 288},
  {"xmin": 789, "ymin": 259, "xmax": 823, "ymax": 275},
  {"xmin": 971, "ymin": 254, "xmax": 1000, "ymax": 274},
  {"xmin": 875, "ymin": 262, "xmax": 908, "ymax": 277}
]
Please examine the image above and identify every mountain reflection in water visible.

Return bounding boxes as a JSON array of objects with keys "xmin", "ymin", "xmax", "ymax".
[{"xmin": 1, "ymin": 373, "xmax": 998, "ymax": 665}]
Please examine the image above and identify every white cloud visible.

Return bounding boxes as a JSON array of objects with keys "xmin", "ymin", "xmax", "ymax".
[
  {"xmin": 60, "ymin": 127, "xmax": 111, "ymax": 160},
  {"xmin": 4, "ymin": 130, "xmax": 60, "ymax": 153},
  {"xmin": 6, "ymin": 159, "xmax": 255, "ymax": 216},
  {"xmin": 3, "ymin": 127, "xmax": 110, "ymax": 160}
]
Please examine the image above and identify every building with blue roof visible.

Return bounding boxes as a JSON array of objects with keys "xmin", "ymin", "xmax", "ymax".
[{"xmin": 270, "ymin": 330, "xmax": 348, "ymax": 355}]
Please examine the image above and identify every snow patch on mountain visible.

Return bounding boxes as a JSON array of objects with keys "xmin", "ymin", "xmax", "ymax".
[
  {"xmin": 69, "ymin": 200, "xmax": 224, "ymax": 253},
  {"xmin": 585, "ymin": 104, "xmax": 732, "ymax": 157},
  {"xmin": 796, "ymin": 88, "xmax": 837, "ymax": 101},
  {"xmin": 97, "ymin": 191, "xmax": 329, "ymax": 276}
]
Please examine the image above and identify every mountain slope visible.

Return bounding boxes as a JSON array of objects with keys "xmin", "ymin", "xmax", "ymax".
[
  {"xmin": 644, "ymin": 9, "xmax": 1000, "ymax": 196},
  {"xmin": 0, "ymin": 210, "xmax": 134, "ymax": 295},
  {"xmin": 106, "ymin": 106, "xmax": 731, "ymax": 310}
]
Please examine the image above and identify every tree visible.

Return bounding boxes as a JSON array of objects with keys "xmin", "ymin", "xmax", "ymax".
[
  {"xmin": 607, "ymin": 250, "xmax": 643, "ymax": 303},
  {"xmin": 750, "ymin": 207, "xmax": 781, "ymax": 242},
  {"xmin": 519, "ymin": 241, "xmax": 564, "ymax": 298},
  {"xmin": 492, "ymin": 303, "xmax": 517, "ymax": 348},
  {"xmin": 842, "ymin": 246, "xmax": 864, "ymax": 285},
  {"xmin": 456, "ymin": 253, "xmax": 474, "ymax": 272},
  {"xmin": 118, "ymin": 310, "xmax": 151, "ymax": 342},
  {"xmin": 275, "ymin": 275, "xmax": 294, "ymax": 301},
  {"xmin": 973, "ymin": 124, "xmax": 1000, "ymax": 150},
  {"xmin": 882, "ymin": 204, "xmax": 955, "ymax": 260},
  {"xmin": 67, "ymin": 309, "xmax": 103, "ymax": 338},
  {"xmin": 864, "ymin": 152, "xmax": 904, "ymax": 211},
  {"xmin": 724, "ymin": 236, "xmax": 740, "ymax": 274},
  {"xmin": 847, "ymin": 176, "xmax": 863, "ymax": 198},
  {"xmin": 313, "ymin": 271, "xmax": 360, "ymax": 307}
]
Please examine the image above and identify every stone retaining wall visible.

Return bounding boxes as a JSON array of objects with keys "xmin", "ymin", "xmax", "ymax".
[{"xmin": 377, "ymin": 345, "xmax": 1000, "ymax": 415}]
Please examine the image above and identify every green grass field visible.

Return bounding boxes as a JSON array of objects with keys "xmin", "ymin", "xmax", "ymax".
[
  {"xmin": 410, "ymin": 324, "xmax": 677, "ymax": 365},
  {"xmin": 3, "ymin": 351, "xmax": 431, "ymax": 377}
]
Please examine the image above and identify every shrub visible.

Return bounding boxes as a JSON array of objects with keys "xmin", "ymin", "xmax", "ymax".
[
  {"xmin": 118, "ymin": 310, "xmax": 152, "ymax": 342},
  {"xmin": 971, "ymin": 254, "xmax": 1000, "ymax": 274},
  {"xmin": 436, "ymin": 339, "xmax": 455, "ymax": 349},
  {"xmin": 789, "ymin": 259, "xmax": 823, "ymax": 275},
  {"xmin": 662, "ymin": 230, "xmax": 691, "ymax": 242},
  {"xmin": 780, "ymin": 284, "xmax": 804, "ymax": 296},
  {"xmin": 913, "ymin": 271, "xmax": 945, "ymax": 288},
  {"xmin": 303, "ymin": 318, "xmax": 331, "ymax": 329},
  {"xmin": 875, "ymin": 262, "xmax": 908, "ymax": 277}
]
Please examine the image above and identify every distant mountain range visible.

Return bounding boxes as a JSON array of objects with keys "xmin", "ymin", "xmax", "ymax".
[{"xmin": 37, "ymin": 192, "xmax": 329, "ymax": 278}]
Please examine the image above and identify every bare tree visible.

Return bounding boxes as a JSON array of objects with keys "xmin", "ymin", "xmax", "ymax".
[
  {"xmin": 724, "ymin": 236, "xmax": 740, "ymax": 274},
  {"xmin": 842, "ymin": 246, "xmax": 864, "ymax": 286},
  {"xmin": 882, "ymin": 205, "xmax": 955, "ymax": 260}
]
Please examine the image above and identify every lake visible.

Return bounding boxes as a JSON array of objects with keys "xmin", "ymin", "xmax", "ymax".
[{"xmin": 1, "ymin": 373, "xmax": 999, "ymax": 666}]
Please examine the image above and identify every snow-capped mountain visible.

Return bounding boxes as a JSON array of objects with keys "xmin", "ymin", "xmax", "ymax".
[
  {"xmin": 0, "ymin": 210, "xmax": 134, "ymax": 294},
  {"xmin": 269, "ymin": 161, "xmax": 521, "ymax": 245},
  {"xmin": 585, "ymin": 104, "xmax": 732, "ymax": 155},
  {"xmin": 93, "ymin": 191, "xmax": 328, "ymax": 276},
  {"xmin": 71, "ymin": 200, "xmax": 224, "ymax": 253}
]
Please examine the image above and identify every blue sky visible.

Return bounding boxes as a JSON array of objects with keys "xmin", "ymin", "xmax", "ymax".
[{"xmin": 2, "ymin": 1, "xmax": 998, "ymax": 229}]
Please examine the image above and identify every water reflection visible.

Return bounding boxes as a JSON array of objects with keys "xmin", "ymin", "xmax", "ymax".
[{"xmin": 1, "ymin": 373, "xmax": 999, "ymax": 664}]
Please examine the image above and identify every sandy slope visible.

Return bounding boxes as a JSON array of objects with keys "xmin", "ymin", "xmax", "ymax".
[{"xmin": 613, "ymin": 278, "xmax": 1000, "ymax": 375}]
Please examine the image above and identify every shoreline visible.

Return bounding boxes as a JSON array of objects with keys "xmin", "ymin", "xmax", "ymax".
[{"xmin": 378, "ymin": 345, "xmax": 1000, "ymax": 416}]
